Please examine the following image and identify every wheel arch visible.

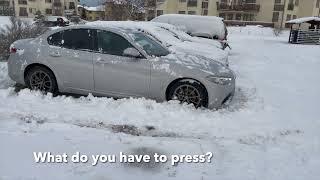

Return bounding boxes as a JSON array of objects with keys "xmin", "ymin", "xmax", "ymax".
[
  {"xmin": 165, "ymin": 78, "xmax": 209, "ymax": 101},
  {"xmin": 24, "ymin": 63, "xmax": 59, "ymax": 90}
]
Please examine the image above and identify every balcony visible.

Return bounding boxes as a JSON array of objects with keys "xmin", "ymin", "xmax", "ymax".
[{"xmin": 217, "ymin": 3, "xmax": 260, "ymax": 12}]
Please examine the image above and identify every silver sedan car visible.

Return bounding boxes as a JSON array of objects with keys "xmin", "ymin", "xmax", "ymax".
[{"xmin": 8, "ymin": 25, "xmax": 235, "ymax": 109}]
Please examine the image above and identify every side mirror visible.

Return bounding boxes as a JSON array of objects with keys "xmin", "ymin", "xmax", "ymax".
[{"xmin": 123, "ymin": 48, "xmax": 141, "ymax": 58}]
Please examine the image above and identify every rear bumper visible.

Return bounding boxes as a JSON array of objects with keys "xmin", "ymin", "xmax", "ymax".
[{"xmin": 8, "ymin": 55, "xmax": 26, "ymax": 85}]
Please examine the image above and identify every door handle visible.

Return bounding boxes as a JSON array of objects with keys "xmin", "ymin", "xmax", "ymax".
[{"xmin": 49, "ymin": 51, "xmax": 61, "ymax": 57}]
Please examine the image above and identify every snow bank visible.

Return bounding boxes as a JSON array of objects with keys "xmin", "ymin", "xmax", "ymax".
[{"xmin": 0, "ymin": 62, "xmax": 13, "ymax": 89}]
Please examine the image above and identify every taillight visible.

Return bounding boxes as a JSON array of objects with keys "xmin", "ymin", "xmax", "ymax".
[{"xmin": 10, "ymin": 47, "xmax": 17, "ymax": 53}]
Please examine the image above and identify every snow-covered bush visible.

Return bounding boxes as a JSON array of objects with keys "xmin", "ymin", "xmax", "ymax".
[{"xmin": 0, "ymin": 16, "xmax": 48, "ymax": 61}]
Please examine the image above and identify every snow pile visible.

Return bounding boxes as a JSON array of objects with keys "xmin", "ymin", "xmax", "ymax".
[{"xmin": 0, "ymin": 62, "xmax": 13, "ymax": 89}]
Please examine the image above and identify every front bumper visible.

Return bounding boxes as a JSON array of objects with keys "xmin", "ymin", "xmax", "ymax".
[{"xmin": 206, "ymin": 78, "xmax": 236, "ymax": 109}]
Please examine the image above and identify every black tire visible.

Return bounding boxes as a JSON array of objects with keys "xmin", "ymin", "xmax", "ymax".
[
  {"xmin": 25, "ymin": 66, "xmax": 58, "ymax": 95},
  {"xmin": 168, "ymin": 80, "xmax": 208, "ymax": 108}
]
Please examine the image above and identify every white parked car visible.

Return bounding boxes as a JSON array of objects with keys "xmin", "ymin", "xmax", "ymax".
[
  {"xmin": 150, "ymin": 22, "xmax": 224, "ymax": 49},
  {"xmin": 88, "ymin": 21, "xmax": 229, "ymax": 66},
  {"xmin": 151, "ymin": 14, "xmax": 228, "ymax": 40}
]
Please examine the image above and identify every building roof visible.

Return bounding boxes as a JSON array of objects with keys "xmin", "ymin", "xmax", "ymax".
[{"xmin": 287, "ymin": 17, "xmax": 320, "ymax": 24}]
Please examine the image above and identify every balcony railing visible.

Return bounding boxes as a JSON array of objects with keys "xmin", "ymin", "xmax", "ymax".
[{"xmin": 217, "ymin": 3, "xmax": 260, "ymax": 12}]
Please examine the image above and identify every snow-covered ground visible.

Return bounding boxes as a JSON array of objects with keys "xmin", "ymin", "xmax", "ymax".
[{"xmin": 1, "ymin": 26, "xmax": 320, "ymax": 180}]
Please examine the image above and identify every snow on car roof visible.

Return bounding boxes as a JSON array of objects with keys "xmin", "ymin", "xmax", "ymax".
[
  {"xmin": 151, "ymin": 14, "xmax": 226, "ymax": 40},
  {"xmin": 286, "ymin": 17, "xmax": 320, "ymax": 24}
]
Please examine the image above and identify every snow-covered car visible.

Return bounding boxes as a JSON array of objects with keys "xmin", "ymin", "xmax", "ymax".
[
  {"xmin": 151, "ymin": 14, "xmax": 228, "ymax": 40},
  {"xmin": 35, "ymin": 16, "xmax": 70, "ymax": 27},
  {"xmin": 8, "ymin": 25, "xmax": 235, "ymax": 109},
  {"xmin": 150, "ymin": 22, "xmax": 225, "ymax": 49},
  {"xmin": 88, "ymin": 21, "xmax": 229, "ymax": 66}
]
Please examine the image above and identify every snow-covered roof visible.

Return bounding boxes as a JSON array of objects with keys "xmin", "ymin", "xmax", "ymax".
[
  {"xmin": 286, "ymin": 17, "xmax": 320, "ymax": 24},
  {"xmin": 78, "ymin": 5, "xmax": 105, "ymax": 12}
]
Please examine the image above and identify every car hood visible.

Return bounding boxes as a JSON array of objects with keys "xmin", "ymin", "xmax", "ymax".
[
  {"xmin": 167, "ymin": 41, "xmax": 229, "ymax": 66},
  {"xmin": 160, "ymin": 52, "xmax": 232, "ymax": 76}
]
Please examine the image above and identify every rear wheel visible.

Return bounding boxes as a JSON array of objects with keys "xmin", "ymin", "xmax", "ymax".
[
  {"xmin": 25, "ymin": 66, "xmax": 58, "ymax": 94},
  {"xmin": 168, "ymin": 80, "xmax": 208, "ymax": 108}
]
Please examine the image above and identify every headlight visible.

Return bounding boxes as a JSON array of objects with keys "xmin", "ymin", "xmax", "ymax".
[{"xmin": 206, "ymin": 75, "xmax": 233, "ymax": 85}]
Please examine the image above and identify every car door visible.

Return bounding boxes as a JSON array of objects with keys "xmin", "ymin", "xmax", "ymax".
[
  {"xmin": 92, "ymin": 30, "xmax": 150, "ymax": 98},
  {"xmin": 46, "ymin": 28, "xmax": 94, "ymax": 94}
]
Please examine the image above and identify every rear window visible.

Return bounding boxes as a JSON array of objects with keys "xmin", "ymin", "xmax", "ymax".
[
  {"xmin": 47, "ymin": 32, "xmax": 63, "ymax": 46},
  {"xmin": 47, "ymin": 29, "xmax": 92, "ymax": 51}
]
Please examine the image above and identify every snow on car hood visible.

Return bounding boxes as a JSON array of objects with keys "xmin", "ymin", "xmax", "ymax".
[
  {"xmin": 168, "ymin": 41, "xmax": 228, "ymax": 65},
  {"xmin": 160, "ymin": 52, "xmax": 232, "ymax": 76}
]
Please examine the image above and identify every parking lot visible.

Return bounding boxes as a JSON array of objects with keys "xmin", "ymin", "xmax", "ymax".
[{"xmin": 0, "ymin": 26, "xmax": 320, "ymax": 180}]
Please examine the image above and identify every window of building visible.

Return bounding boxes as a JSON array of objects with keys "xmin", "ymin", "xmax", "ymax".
[
  {"xmin": 187, "ymin": 0, "xmax": 197, "ymax": 7},
  {"xmin": 178, "ymin": 11, "xmax": 186, "ymax": 14},
  {"xmin": 157, "ymin": 10, "xmax": 163, "ymax": 16},
  {"xmin": 286, "ymin": 14, "xmax": 291, "ymax": 21},
  {"xmin": 188, "ymin": 11, "xmax": 196, "ymax": 15},
  {"xmin": 19, "ymin": 7, "xmax": 28, "ymax": 16},
  {"xmin": 292, "ymin": 15, "xmax": 297, "ymax": 19},
  {"xmin": 97, "ymin": 30, "xmax": 133, "ymax": 56},
  {"xmin": 272, "ymin": 12, "xmax": 279, "ymax": 22},
  {"xmin": 202, "ymin": 2, "xmax": 208, "ymax": 9},
  {"xmin": 203, "ymin": 9, "xmax": 208, "ymax": 15},
  {"xmin": 295, "ymin": 0, "xmax": 299, "ymax": 6},
  {"xmin": 179, "ymin": 0, "xmax": 187, "ymax": 2},
  {"xmin": 274, "ymin": 0, "xmax": 281, "ymax": 4},
  {"xmin": 45, "ymin": 9, "xmax": 52, "ymax": 15},
  {"xmin": 45, "ymin": 0, "xmax": 52, "ymax": 3},
  {"xmin": 18, "ymin": 0, "xmax": 27, "ymax": 5},
  {"xmin": 69, "ymin": 2, "xmax": 75, "ymax": 9},
  {"xmin": 219, "ymin": 13, "xmax": 225, "ymax": 19},
  {"xmin": 236, "ymin": 13, "xmax": 242, "ymax": 20},
  {"xmin": 227, "ymin": 13, "xmax": 233, "ymax": 20},
  {"xmin": 317, "ymin": 0, "xmax": 320, "ymax": 8}
]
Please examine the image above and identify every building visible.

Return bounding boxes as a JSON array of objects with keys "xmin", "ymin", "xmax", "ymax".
[
  {"xmin": 0, "ymin": 0, "xmax": 78, "ymax": 18},
  {"xmin": 154, "ymin": 0, "xmax": 320, "ymax": 28},
  {"xmin": 78, "ymin": 5, "xmax": 105, "ymax": 21}
]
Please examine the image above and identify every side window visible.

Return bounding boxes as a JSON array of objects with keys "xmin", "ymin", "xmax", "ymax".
[
  {"xmin": 97, "ymin": 30, "xmax": 133, "ymax": 56},
  {"xmin": 48, "ymin": 32, "xmax": 63, "ymax": 46},
  {"xmin": 62, "ymin": 29, "xmax": 92, "ymax": 51}
]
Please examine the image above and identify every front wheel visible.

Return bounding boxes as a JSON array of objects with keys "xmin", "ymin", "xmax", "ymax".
[
  {"xmin": 168, "ymin": 80, "xmax": 208, "ymax": 108},
  {"xmin": 25, "ymin": 66, "xmax": 58, "ymax": 94}
]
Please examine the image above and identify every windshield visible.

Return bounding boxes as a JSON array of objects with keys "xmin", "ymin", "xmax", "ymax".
[{"xmin": 131, "ymin": 32, "xmax": 170, "ymax": 57}]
